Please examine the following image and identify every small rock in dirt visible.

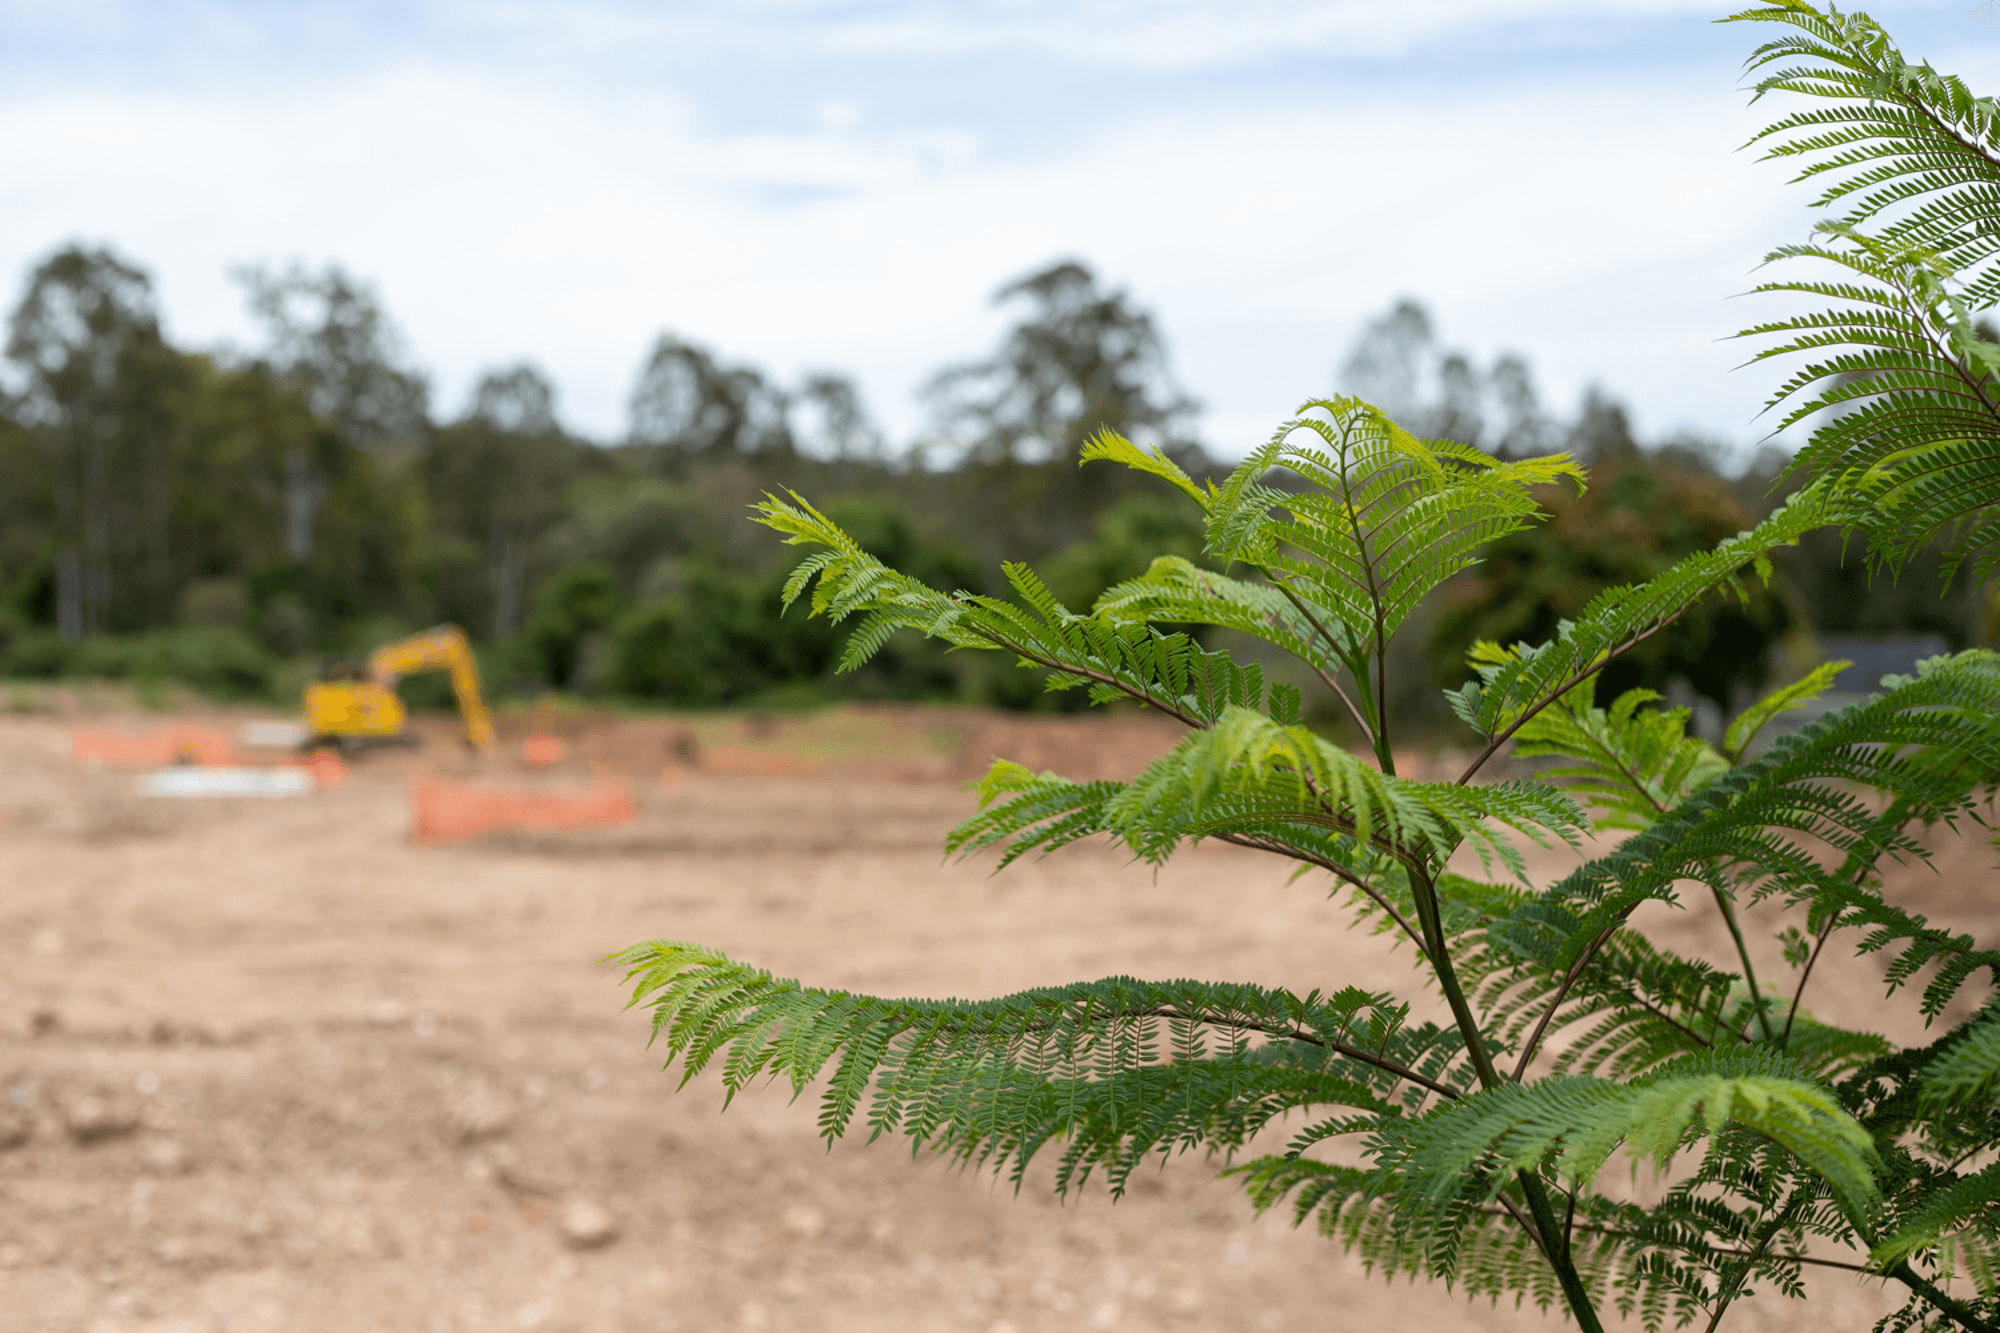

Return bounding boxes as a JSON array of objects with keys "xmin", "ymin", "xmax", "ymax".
[
  {"xmin": 29, "ymin": 1008, "xmax": 59, "ymax": 1037},
  {"xmin": 669, "ymin": 729, "xmax": 701, "ymax": 765},
  {"xmin": 195, "ymin": 1018, "xmax": 247, "ymax": 1046},
  {"xmin": 365, "ymin": 1000, "xmax": 409, "ymax": 1028},
  {"xmin": 780, "ymin": 1204, "xmax": 826, "ymax": 1241},
  {"xmin": 140, "ymin": 1138, "xmax": 189, "ymax": 1174},
  {"xmin": 0, "ymin": 1105, "xmax": 32, "ymax": 1150},
  {"xmin": 63, "ymin": 1093, "xmax": 139, "ymax": 1144},
  {"xmin": 450, "ymin": 1087, "xmax": 516, "ymax": 1144},
  {"xmin": 556, "ymin": 1198, "xmax": 619, "ymax": 1250}
]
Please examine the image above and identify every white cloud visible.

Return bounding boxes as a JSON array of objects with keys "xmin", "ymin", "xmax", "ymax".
[
  {"xmin": 0, "ymin": 8, "xmax": 1845, "ymax": 458},
  {"xmin": 448, "ymin": 0, "xmax": 1723, "ymax": 69}
]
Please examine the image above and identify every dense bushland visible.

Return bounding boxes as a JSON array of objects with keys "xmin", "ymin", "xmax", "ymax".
[{"xmin": 1, "ymin": 208, "xmax": 1970, "ymax": 716}]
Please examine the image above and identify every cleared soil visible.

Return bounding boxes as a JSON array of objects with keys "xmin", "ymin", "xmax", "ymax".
[{"xmin": 0, "ymin": 691, "xmax": 1991, "ymax": 1333}]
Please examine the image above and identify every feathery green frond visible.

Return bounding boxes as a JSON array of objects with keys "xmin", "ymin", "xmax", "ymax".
[
  {"xmin": 1510, "ymin": 682, "xmax": 1728, "ymax": 831},
  {"xmin": 1724, "ymin": 659, "xmax": 1850, "ymax": 762},
  {"xmin": 1077, "ymin": 427, "xmax": 1212, "ymax": 506},
  {"xmin": 614, "ymin": 941, "xmax": 1473, "ymax": 1142},
  {"xmin": 1102, "ymin": 705, "xmax": 1583, "ymax": 878},
  {"xmin": 1874, "ymin": 1161, "xmax": 2000, "ymax": 1281},
  {"xmin": 1490, "ymin": 653, "xmax": 2000, "ymax": 1013},
  {"xmin": 1378, "ymin": 1047, "xmax": 1880, "ymax": 1225},
  {"xmin": 1093, "ymin": 555, "xmax": 1360, "ymax": 685},
  {"xmin": 1728, "ymin": 0, "xmax": 2000, "ymax": 582},
  {"xmin": 1919, "ymin": 1013, "xmax": 2000, "ymax": 1113},
  {"xmin": 1200, "ymin": 398, "xmax": 1582, "ymax": 669},
  {"xmin": 756, "ymin": 490, "xmax": 1305, "ymax": 727}
]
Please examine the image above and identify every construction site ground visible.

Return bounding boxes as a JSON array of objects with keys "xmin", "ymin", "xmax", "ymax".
[{"xmin": 0, "ymin": 688, "xmax": 1991, "ymax": 1333}]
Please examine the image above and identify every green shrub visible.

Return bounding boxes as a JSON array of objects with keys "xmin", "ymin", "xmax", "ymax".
[
  {"xmin": 603, "ymin": 495, "xmax": 976, "ymax": 707},
  {"xmin": 523, "ymin": 561, "xmax": 624, "ymax": 689},
  {"xmin": 1042, "ymin": 491, "xmax": 1208, "ymax": 611},
  {"xmin": 70, "ymin": 636, "xmax": 144, "ymax": 679},
  {"xmin": 0, "ymin": 626, "xmax": 68, "ymax": 679},
  {"xmin": 609, "ymin": 561, "xmax": 827, "ymax": 705},
  {"xmin": 134, "ymin": 627, "xmax": 275, "ymax": 700},
  {"xmin": 0, "ymin": 622, "xmax": 275, "ymax": 699},
  {"xmin": 177, "ymin": 577, "xmax": 250, "ymax": 629}
]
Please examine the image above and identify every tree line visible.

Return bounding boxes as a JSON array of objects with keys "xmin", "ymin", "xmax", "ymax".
[{"xmin": 0, "ymin": 243, "xmax": 1979, "ymax": 721}]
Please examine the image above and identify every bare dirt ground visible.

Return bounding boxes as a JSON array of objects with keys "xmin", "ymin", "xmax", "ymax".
[{"xmin": 0, "ymin": 690, "xmax": 1992, "ymax": 1333}]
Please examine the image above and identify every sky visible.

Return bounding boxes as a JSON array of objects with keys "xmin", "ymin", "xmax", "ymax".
[{"xmin": 2, "ymin": 0, "xmax": 1998, "ymax": 461}]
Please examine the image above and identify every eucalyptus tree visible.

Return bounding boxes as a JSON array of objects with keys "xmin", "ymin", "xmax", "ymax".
[
  {"xmin": 627, "ymin": 333, "xmax": 794, "ymax": 467},
  {"xmin": 236, "ymin": 262, "xmax": 429, "ymax": 561},
  {"xmin": 427, "ymin": 364, "xmax": 578, "ymax": 638},
  {"xmin": 921, "ymin": 260, "xmax": 1203, "ymax": 559},
  {"xmin": 6, "ymin": 245, "xmax": 172, "ymax": 637}
]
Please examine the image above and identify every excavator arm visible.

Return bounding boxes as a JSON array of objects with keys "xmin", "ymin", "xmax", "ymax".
[{"xmin": 367, "ymin": 626, "xmax": 496, "ymax": 749}]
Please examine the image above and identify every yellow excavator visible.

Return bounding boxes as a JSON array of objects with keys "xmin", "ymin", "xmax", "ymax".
[{"xmin": 303, "ymin": 625, "xmax": 496, "ymax": 752}]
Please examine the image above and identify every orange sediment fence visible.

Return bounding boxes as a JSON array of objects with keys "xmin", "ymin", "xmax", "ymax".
[
  {"xmin": 411, "ymin": 778, "xmax": 637, "ymax": 843},
  {"xmin": 522, "ymin": 734, "xmax": 566, "ymax": 767},
  {"xmin": 73, "ymin": 727, "xmax": 238, "ymax": 768},
  {"xmin": 297, "ymin": 750, "xmax": 346, "ymax": 787}
]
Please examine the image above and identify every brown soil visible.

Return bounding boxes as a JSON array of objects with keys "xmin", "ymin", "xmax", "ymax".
[{"xmin": 0, "ymin": 694, "xmax": 1987, "ymax": 1332}]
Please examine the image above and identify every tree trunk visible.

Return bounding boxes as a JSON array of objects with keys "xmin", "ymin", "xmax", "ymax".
[
  {"xmin": 491, "ymin": 520, "xmax": 521, "ymax": 640},
  {"xmin": 283, "ymin": 444, "xmax": 322, "ymax": 562},
  {"xmin": 82, "ymin": 416, "xmax": 111, "ymax": 636},
  {"xmin": 56, "ymin": 549, "xmax": 83, "ymax": 642}
]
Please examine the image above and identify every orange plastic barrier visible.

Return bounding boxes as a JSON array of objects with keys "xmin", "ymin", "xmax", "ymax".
[
  {"xmin": 411, "ymin": 778, "xmax": 637, "ymax": 843},
  {"xmin": 297, "ymin": 750, "xmax": 347, "ymax": 788},
  {"xmin": 522, "ymin": 735, "xmax": 566, "ymax": 766},
  {"xmin": 73, "ymin": 727, "xmax": 237, "ymax": 768}
]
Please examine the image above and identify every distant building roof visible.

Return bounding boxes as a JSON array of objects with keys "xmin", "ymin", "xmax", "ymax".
[{"xmin": 1817, "ymin": 636, "xmax": 1951, "ymax": 693}]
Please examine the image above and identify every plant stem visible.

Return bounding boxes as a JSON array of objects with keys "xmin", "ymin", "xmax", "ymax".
[
  {"xmin": 1710, "ymin": 880, "xmax": 1778, "ymax": 1044},
  {"xmin": 1454, "ymin": 615, "xmax": 1686, "ymax": 786},
  {"xmin": 1518, "ymin": 1174, "xmax": 1609, "ymax": 1333},
  {"xmin": 1270, "ymin": 579, "xmax": 1375, "ymax": 747},
  {"xmin": 1783, "ymin": 797, "xmax": 1913, "ymax": 1045},
  {"xmin": 1512, "ymin": 923, "xmax": 1622, "ymax": 1081},
  {"xmin": 1889, "ymin": 1260, "xmax": 2000, "ymax": 1333},
  {"xmin": 1406, "ymin": 861, "xmax": 1608, "ymax": 1332},
  {"xmin": 1406, "ymin": 865, "xmax": 1500, "ymax": 1087},
  {"xmin": 1780, "ymin": 908, "xmax": 1842, "ymax": 1046}
]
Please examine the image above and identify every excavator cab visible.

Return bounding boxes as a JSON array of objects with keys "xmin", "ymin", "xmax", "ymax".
[{"xmin": 304, "ymin": 625, "xmax": 495, "ymax": 752}]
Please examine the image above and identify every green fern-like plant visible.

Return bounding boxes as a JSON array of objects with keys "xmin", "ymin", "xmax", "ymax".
[
  {"xmin": 615, "ymin": 7, "xmax": 2000, "ymax": 1329},
  {"xmin": 1731, "ymin": 0, "xmax": 2000, "ymax": 587}
]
